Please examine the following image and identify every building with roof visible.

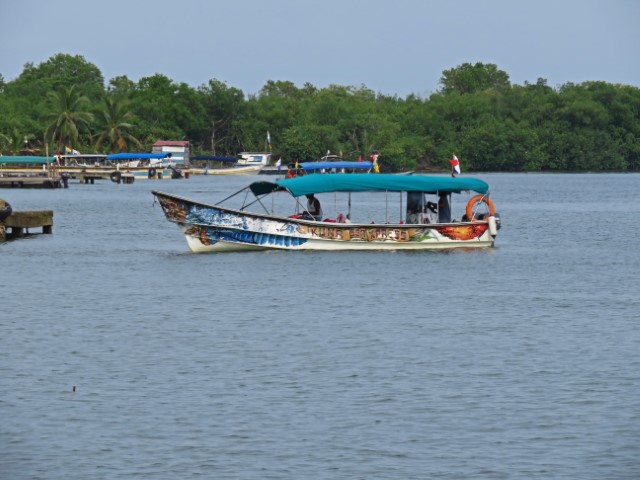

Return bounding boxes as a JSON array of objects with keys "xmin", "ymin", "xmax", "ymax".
[{"xmin": 152, "ymin": 140, "xmax": 190, "ymax": 165}]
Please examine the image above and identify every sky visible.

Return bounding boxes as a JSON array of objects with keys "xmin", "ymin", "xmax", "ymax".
[{"xmin": 1, "ymin": 0, "xmax": 638, "ymax": 98}]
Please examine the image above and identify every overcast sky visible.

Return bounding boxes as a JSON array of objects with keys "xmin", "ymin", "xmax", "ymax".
[{"xmin": 1, "ymin": 0, "xmax": 638, "ymax": 97}]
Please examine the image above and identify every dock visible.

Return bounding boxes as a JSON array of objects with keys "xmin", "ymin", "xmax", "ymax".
[
  {"xmin": 0, "ymin": 173, "xmax": 62, "ymax": 188},
  {"xmin": 0, "ymin": 210, "xmax": 54, "ymax": 241},
  {"xmin": 77, "ymin": 170, "xmax": 136, "ymax": 184}
]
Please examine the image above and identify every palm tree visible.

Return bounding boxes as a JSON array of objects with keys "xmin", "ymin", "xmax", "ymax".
[
  {"xmin": 10, "ymin": 128, "xmax": 35, "ymax": 154},
  {"xmin": 94, "ymin": 97, "xmax": 141, "ymax": 152},
  {"xmin": 45, "ymin": 85, "xmax": 94, "ymax": 152},
  {"xmin": 0, "ymin": 131, "xmax": 10, "ymax": 154}
]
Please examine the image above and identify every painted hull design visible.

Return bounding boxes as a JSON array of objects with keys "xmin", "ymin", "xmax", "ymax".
[{"xmin": 154, "ymin": 192, "xmax": 495, "ymax": 253}]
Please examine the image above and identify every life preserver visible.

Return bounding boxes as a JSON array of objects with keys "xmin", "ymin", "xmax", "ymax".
[
  {"xmin": 466, "ymin": 194, "xmax": 495, "ymax": 221},
  {"xmin": 110, "ymin": 171, "xmax": 122, "ymax": 183},
  {"xmin": 148, "ymin": 167, "xmax": 157, "ymax": 178}
]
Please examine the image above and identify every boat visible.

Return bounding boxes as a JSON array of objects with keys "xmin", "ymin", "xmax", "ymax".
[
  {"xmin": 190, "ymin": 152, "xmax": 271, "ymax": 175},
  {"xmin": 298, "ymin": 160, "xmax": 373, "ymax": 174},
  {"xmin": 102, "ymin": 152, "xmax": 185, "ymax": 179},
  {"xmin": 280, "ymin": 154, "xmax": 373, "ymax": 177},
  {"xmin": 0, "ymin": 156, "xmax": 64, "ymax": 188},
  {"xmin": 52, "ymin": 152, "xmax": 181, "ymax": 181},
  {"xmin": 152, "ymin": 174, "xmax": 501, "ymax": 253}
]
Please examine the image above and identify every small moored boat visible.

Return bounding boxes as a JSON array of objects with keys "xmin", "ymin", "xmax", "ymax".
[
  {"xmin": 283, "ymin": 154, "xmax": 373, "ymax": 177},
  {"xmin": 152, "ymin": 174, "xmax": 501, "ymax": 253},
  {"xmin": 299, "ymin": 160, "xmax": 373, "ymax": 174},
  {"xmin": 190, "ymin": 152, "xmax": 271, "ymax": 175}
]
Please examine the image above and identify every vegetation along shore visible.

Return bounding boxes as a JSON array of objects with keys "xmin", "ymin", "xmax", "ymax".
[{"xmin": 1, "ymin": 54, "xmax": 638, "ymax": 172}]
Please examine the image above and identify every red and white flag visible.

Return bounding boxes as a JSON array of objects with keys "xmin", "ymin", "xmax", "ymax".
[{"xmin": 449, "ymin": 154, "xmax": 461, "ymax": 176}]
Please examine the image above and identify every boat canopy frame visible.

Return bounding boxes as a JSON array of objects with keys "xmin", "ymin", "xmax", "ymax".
[
  {"xmin": 249, "ymin": 174, "xmax": 489, "ymax": 197},
  {"xmin": 214, "ymin": 174, "xmax": 491, "ymax": 221}
]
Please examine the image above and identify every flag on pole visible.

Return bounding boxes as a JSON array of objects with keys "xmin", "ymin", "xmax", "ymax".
[
  {"xmin": 65, "ymin": 146, "xmax": 81, "ymax": 155},
  {"xmin": 449, "ymin": 154, "xmax": 461, "ymax": 177},
  {"xmin": 267, "ymin": 131, "xmax": 272, "ymax": 150}
]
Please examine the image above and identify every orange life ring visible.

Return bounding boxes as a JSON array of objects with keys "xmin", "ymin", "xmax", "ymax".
[{"xmin": 466, "ymin": 194, "xmax": 495, "ymax": 221}]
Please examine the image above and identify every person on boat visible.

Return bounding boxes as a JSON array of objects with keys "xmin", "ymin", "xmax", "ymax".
[
  {"xmin": 437, "ymin": 193, "xmax": 452, "ymax": 222},
  {"xmin": 406, "ymin": 192, "xmax": 435, "ymax": 224},
  {"xmin": 305, "ymin": 194, "xmax": 323, "ymax": 220},
  {"xmin": 370, "ymin": 150, "xmax": 381, "ymax": 173}
]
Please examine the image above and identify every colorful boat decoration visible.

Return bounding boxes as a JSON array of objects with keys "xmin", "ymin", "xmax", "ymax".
[{"xmin": 153, "ymin": 174, "xmax": 500, "ymax": 253}]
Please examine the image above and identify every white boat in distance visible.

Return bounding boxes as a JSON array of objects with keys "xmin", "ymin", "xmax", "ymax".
[
  {"xmin": 190, "ymin": 152, "xmax": 271, "ymax": 175},
  {"xmin": 153, "ymin": 174, "xmax": 500, "ymax": 253}
]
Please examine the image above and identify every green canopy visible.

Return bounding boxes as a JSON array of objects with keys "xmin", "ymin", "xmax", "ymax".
[
  {"xmin": 249, "ymin": 174, "xmax": 489, "ymax": 197},
  {"xmin": 0, "ymin": 156, "xmax": 56, "ymax": 165}
]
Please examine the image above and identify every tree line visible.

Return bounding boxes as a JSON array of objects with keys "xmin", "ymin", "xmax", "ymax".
[{"xmin": 1, "ymin": 53, "xmax": 639, "ymax": 172}]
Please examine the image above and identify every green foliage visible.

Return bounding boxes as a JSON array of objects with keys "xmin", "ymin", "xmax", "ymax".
[
  {"xmin": 45, "ymin": 85, "xmax": 94, "ymax": 150},
  {"xmin": 197, "ymin": 79, "xmax": 246, "ymax": 155},
  {"xmin": 6, "ymin": 54, "xmax": 104, "ymax": 100},
  {"xmin": 1, "ymin": 54, "xmax": 639, "ymax": 171},
  {"xmin": 279, "ymin": 125, "xmax": 335, "ymax": 161},
  {"xmin": 107, "ymin": 75, "xmax": 136, "ymax": 99},
  {"xmin": 439, "ymin": 62, "xmax": 510, "ymax": 95},
  {"xmin": 94, "ymin": 96, "xmax": 141, "ymax": 152}
]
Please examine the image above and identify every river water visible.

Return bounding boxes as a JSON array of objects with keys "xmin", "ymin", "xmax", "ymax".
[{"xmin": 1, "ymin": 173, "xmax": 639, "ymax": 479}]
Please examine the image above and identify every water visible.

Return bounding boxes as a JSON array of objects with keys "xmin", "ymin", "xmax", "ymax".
[{"xmin": 1, "ymin": 173, "xmax": 639, "ymax": 479}]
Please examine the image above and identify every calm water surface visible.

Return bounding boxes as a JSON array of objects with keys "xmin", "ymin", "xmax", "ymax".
[{"xmin": 1, "ymin": 173, "xmax": 639, "ymax": 479}]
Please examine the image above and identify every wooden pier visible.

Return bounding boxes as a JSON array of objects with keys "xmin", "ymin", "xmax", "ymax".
[
  {"xmin": 78, "ymin": 170, "xmax": 135, "ymax": 184},
  {"xmin": 0, "ymin": 210, "xmax": 54, "ymax": 241},
  {"xmin": 0, "ymin": 173, "xmax": 62, "ymax": 188}
]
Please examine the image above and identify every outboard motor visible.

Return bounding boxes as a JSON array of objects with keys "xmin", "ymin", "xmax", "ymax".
[{"xmin": 493, "ymin": 212, "xmax": 501, "ymax": 230}]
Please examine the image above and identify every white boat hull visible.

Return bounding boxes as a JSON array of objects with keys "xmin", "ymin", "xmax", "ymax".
[
  {"xmin": 182, "ymin": 226, "xmax": 495, "ymax": 252},
  {"xmin": 192, "ymin": 165, "xmax": 263, "ymax": 175}
]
